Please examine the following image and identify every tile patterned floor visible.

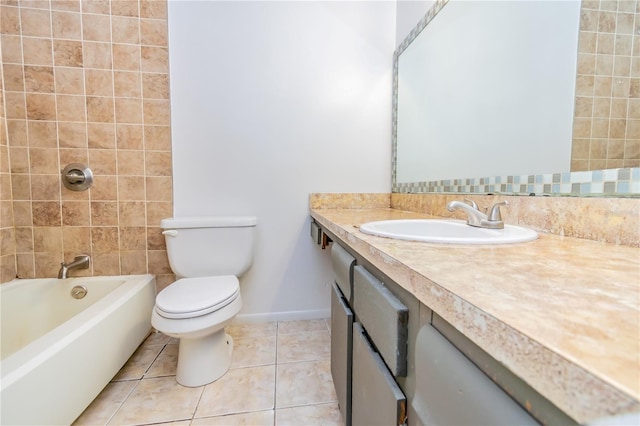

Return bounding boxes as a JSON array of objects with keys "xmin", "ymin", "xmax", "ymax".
[{"xmin": 73, "ymin": 319, "xmax": 341, "ymax": 426}]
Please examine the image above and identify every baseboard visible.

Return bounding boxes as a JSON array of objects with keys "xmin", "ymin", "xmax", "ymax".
[{"xmin": 233, "ymin": 309, "xmax": 330, "ymax": 324}]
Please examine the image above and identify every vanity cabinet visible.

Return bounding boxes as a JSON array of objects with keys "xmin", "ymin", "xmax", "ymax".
[
  {"xmin": 352, "ymin": 322, "xmax": 406, "ymax": 426},
  {"xmin": 330, "ymin": 282, "xmax": 353, "ymax": 425},
  {"xmin": 327, "ymin": 238, "xmax": 543, "ymax": 426},
  {"xmin": 353, "ymin": 265, "xmax": 408, "ymax": 377},
  {"xmin": 330, "ymin": 243, "xmax": 408, "ymax": 426},
  {"xmin": 330, "ymin": 244, "xmax": 355, "ymax": 425},
  {"xmin": 412, "ymin": 321, "xmax": 537, "ymax": 425},
  {"xmin": 313, "ymin": 218, "xmax": 578, "ymax": 426}
]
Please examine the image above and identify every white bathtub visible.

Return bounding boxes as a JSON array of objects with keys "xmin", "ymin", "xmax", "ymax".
[{"xmin": 0, "ymin": 274, "xmax": 156, "ymax": 425}]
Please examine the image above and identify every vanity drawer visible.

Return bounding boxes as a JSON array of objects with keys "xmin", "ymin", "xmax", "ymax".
[
  {"xmin": 331, "ymin": 243, "xmax": 356, "ymax": 301},
  {"xmin": 353, "ymin": 265, "xmax": 408, "ymax": 376},
  {"xmin": 331, "ymin": 283, "xmax": 353, "ymax": 426},
  {"xmin": 352, "ymin": 322, "xmax": 406, "ymax": 426}
]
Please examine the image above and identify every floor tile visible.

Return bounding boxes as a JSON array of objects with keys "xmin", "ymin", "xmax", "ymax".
[
  {"xmin": 276, "ymin": 360, "xmax": 337, "ymax": 409},
  {"xmin": 78, "ymin": 320, "xmax": 337, "ymax": 425},
  {"xmin": 277, "ymin": 330, "xmax": 330, "ymax": 363},
  {"xmin": 108, "ymin": 376, "xmax": 203, "ymax": 425},
  {"xmin": 195, "ymin": 365, "xmax": 276, "ymax": 418},
  {"xmin": 145, "ymin": 343, "xmax": 179, "ymax": 378},
  {"xmin": 192, "ymin": 410, "xmax": 274, "ymax": 425},
  {"xmin": 231, "ymin": 335, "xmax": 277, "ymax": 369},
  {"xmin": 112, "ymin": 343, "xmax": 164, "ymax": 381},
  {"xmin": 72, "ymin": 381, "xmax": 137, "ymax": 425},
  {"xmin": 275, "ymin": 403, "xmax": 342, "ymax": 426},
  {"xmin": 277, "ymin": 319, "xmax": 328, "ymax": 335},
  {"xmin": 144, "ymin": 330, "xmax": 172, "ymax": 346},
  {"xmin": 226, "ymin": 322, "xmax": 277, "ymax": 339}
]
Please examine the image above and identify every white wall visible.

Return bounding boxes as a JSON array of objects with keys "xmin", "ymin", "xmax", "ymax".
[{"xmin": 168, "ymin": 1, "xmax": 395, "ymax": 321}]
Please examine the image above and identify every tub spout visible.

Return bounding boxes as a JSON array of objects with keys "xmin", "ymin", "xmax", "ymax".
[{"xmin": 58, "ymin": 255, "xmax": 90, "ymax": 279}]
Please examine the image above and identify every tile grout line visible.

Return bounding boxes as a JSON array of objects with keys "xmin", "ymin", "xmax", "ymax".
[
  {"xmin": 104, "ymin": 378, "xmax": 142, "ymax": 426},
  {"xmin": 140, "ymin": 339, "xmax": 168, "ymax": 379},
  {"xmin": 107, "ymin": 335, "xmax": 168, "ymax": 425},
  {"xmin": 189, "ymin": 378, "xmax": 206, "ymax": 424}
]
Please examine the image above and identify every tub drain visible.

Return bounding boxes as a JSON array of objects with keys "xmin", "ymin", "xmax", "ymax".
[{"xmin": 71, "ymin": 285, "xmax": 87, "ymax": 299}]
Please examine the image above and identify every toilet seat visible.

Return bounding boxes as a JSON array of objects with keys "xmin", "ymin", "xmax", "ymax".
[{"xmin": 155, "ymin": 276, "xmax": 240, "ymax": 319}]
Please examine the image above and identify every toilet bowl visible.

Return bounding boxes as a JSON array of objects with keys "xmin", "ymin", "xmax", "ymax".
[{"xmin": 151, "ymin": 216, "xmax": 257, "ymax": 387}]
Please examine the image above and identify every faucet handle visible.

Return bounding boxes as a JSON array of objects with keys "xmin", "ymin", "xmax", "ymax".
[
  {"xmin": 463, "ymin": 199, "xmax": 479, "ymax": 210},
  {"xmin": 487, "ymin": 201, "xmax": 508, "ymax": 221}
]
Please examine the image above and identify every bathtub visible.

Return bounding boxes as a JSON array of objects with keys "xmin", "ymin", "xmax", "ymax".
[{"xmin": 0, "ymin": 274, "xmax": 156, "ymax": 425}]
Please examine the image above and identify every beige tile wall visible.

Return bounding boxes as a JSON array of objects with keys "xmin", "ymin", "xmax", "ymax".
[
  {"xmin": 1, "ymin": 0, "xmax": 174, "ymax": 289},
  {"xmin": 1, "ymin": 59, "xmax": 18, "ymax": 282},
  {"xmin": 571, "ymin": 0, "xmax": 640, "ymax": 171}
]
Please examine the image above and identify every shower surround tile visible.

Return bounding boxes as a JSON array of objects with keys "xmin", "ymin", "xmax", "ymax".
[{"xmin": 1, "ymin": 0, "xmax": 174, "ymax": 288}]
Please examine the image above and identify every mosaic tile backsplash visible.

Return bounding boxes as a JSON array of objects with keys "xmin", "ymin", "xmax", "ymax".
[{"xmin": 394, "ymin": 167, "xmax": 640, "ymax": 196}]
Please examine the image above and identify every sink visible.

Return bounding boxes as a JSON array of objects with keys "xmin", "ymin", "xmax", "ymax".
[{"xmin": 359, "ymin": 219, "xmax": 538, "ymax": 245}]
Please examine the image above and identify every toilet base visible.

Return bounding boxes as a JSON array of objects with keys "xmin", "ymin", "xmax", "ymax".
[{"xmin": 176, "ymin": 330, "xmax": 233, "ymax": 387}]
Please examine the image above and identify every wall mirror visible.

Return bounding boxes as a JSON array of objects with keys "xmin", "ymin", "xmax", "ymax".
[{"xmin": 392, "ymin": 0, "xmax": 639, "ymax": 196}]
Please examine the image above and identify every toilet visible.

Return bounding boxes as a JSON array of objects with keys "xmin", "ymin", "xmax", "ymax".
[{"xmin": 151, "ymin": 216, "xmax": 257, "ymax": 387}]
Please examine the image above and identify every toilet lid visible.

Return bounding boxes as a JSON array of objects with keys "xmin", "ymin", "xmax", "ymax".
[{"xmin": 155, "ymin": 276, "xmax": 239, "ymax": 319}]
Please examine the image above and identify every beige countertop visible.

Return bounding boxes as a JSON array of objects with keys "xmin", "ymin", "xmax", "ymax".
[{"xmin": 310, "ymin": 207, "xmax": 640, "ymax": 424}]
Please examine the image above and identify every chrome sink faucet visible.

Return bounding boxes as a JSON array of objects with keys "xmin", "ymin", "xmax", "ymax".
[
  {"xmin": 58, "ymin": 255, "xmax": 90, "ymax": 279},
  {"xmin": 446, "ymin": 199, "xmax": 508, "ymax": 229}
]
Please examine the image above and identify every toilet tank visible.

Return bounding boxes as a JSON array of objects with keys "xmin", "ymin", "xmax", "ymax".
[{"xmin": 161, "ymin": 216, "xmax": 257, "ymax": 278}]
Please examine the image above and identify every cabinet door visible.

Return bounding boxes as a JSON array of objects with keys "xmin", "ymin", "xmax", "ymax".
[
  {"xmin": 353, "ymin": 265, "xmax": 408, "ymax": 376},
  {"xmin": 331, "ymin": 243, "xmax": 356, "ymax": 301},
  {"xmin": 412, "ymin": 324, "xmax": 538, "ymax": 426},
  {"xmin": 352, "ymin": 322, "xmax": 406, "ymax": 426},
  {"xmin": 331, "ymin": 283, "xmax": 353, "ymax": 426}
]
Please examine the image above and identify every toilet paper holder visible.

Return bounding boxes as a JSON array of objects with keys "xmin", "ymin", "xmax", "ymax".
[{"xmin": 62, "ymin": 163, "xmax": 93, "ymax": 191}]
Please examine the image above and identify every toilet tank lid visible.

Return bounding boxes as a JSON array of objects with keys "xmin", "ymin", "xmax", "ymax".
[{"xmin": 161, "ymin": 216, "xmax": 257, "ymax": 229}]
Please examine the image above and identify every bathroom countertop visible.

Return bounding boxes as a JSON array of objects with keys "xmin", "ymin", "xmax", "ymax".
[{"xmin": 310, "ymin": 207, "xmax": 640, "ymax": 424}]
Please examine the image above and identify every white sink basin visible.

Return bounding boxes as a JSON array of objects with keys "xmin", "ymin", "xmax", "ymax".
[{"xmin": 359, "ymin": 219, "xmax": 538, "ymax": 245}]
